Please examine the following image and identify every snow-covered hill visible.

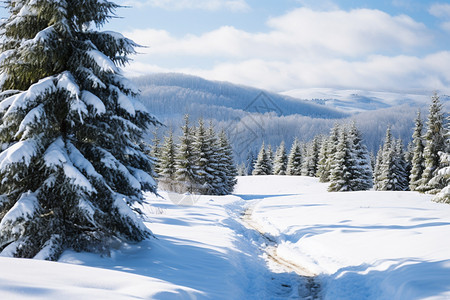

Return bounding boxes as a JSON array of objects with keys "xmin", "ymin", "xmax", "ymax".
[
  {"xmin": 2, "ymin": 176, "xmax": 449, "ymax": 299},
  {"xmin": 133, "ymin": 73, "xmax": 348, "ymax": 120}
]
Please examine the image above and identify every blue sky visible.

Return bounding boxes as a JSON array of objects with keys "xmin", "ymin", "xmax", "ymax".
[{"xmin": 2, "ymin": 1, "xmax": 450, "ymax": 94}]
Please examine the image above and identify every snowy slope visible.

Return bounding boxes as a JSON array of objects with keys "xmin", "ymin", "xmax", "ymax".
[
  {"xmin": 236, "ymin": 176, "xmax": 450, "ymax": 300},
  {"xmin": 1, "ymin": 176, "xmax": 449, "ymax": 299}
]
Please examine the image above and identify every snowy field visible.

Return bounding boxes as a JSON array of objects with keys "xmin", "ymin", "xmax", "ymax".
[{"xmin": 1, "ymin": 176, "xmax": 450, "ymax": 299}]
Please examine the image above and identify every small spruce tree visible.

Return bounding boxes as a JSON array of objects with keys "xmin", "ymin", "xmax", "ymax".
[
  {"xmin": 286, "ymin": 138, "xmax": 302, "ymax": 176},
  {"xmin": 273, "ymin": 141, "xmax": 288, "ymax": 175}
]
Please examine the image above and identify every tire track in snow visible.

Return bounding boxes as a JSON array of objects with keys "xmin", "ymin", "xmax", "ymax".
[{"xmin": 241, "ymin": 202, "xmax": 321, "ymax": 300}]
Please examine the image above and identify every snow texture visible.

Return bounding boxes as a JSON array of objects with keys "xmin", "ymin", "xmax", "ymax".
[
  {"xmin": 0, "ymin": 192, "xmax": 38, "ymax": 234},
  {"xmin": 1, "ymin": 176, "xmax": 449, "ymax": 299},
  {"xmin": 0, "ymin": 139, "xmax": 38, "ymax": 170}
]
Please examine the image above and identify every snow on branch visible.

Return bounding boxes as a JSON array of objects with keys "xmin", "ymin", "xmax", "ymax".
[
  {"xmin": 15, "ymin": 104, "xmax": 45, "ymax": 138},
  {"xmin": 87, "ymin": 50, "xmax": 118, "ymax": 73},
  {"xmin": 99, "ymin": 148, "xmax": 141, "ymax": 190},
  {"xmin": 0, "ymin": 191, "xmax": 39, "ymax": 236},
  {"xmin": 2, "ymin": 77, "xmax": 56, "ymax": 116},
  {"xmin": 81, "ymin": 91, "xmax": 106, "ymax": 115},
  {"xmin": 0, "ymin": 139, "xmax": 38, "ymax": 170},
  {"xmin": 44, "ymin": 137, "xmax": 96, "ymax": 193}
]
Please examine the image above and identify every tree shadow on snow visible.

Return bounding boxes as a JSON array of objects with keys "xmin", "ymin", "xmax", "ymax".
[{"xmin": 322, "ymin": 259, "xmax": 450, "ymax": 300}]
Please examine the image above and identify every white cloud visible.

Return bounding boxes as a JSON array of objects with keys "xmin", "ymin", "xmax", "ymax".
[
  {"xmin": 126, "ymin": 8, "xmax": 430, "ymax": 59},
  {"xmin": 429, "ymin": 3, "xmax": 450, "ymax": 18},
  {"xmin": 123, "ymin": 7, "xmax": 447, "ymax": 94},
  {"xmin": 123, "ymin": 0, "xmax": 250, "ymax": 12}
]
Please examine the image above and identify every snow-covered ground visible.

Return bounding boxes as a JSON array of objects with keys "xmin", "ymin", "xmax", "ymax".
[{"xmin": 1, "ymin": 176, "xmax": 450, "ymax": 299}]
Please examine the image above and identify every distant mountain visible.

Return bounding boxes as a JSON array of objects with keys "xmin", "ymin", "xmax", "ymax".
[
  {"xmin": 281, "ymin": 88, "xmax": 441, "ymax": 113},
  {"xmin": 133, "ymin": 73, "xmax": 348, "ymax": 121}
]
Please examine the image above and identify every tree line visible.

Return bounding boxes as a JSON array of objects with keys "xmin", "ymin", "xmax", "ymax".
[
  {"xmin": 244, "ymin": 122, "xmax": 373, "ymax": 192},
  {"xmin": 244, "ymin": 93, "xmax": 449, "ymax": 202},
  {"xmin": 152, "ymin": 115, "xmax": 237, "ymax": 195}
]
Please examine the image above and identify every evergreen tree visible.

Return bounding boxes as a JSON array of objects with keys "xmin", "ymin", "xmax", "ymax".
[
  {"xmin": 373, "ymin": 145, "xmax": 384, "ymax": 190},
  {"xmin": 150, "ymin": 129, "xmax": 161, "ymax": 176},
  {"xmin": 377, "ymin": 128, "xmax": 396, "ymax": 190},
  {"xmin": 328, "ymin": 130, "xmax": 352, "ymax": 192},
  {"xmin": 206, "ymin": 123, "xmax": 224, "ymax": 195},
  {"xmin": 409, "ymin": 111, "xmax": 425, "ymax": 191},
  {"xmin": 174, "ymin": 115, "xmax": 197, "ymax": 193},
  {"xmin": 318, "ymin": 124, "xmax": 340, "ymax": 182},
  {"xmin": 392, "ymin": 139, "xmax": 409, "ymax": 191},
  {"xmin": 266, "ymin": 144, "xmax": 274, "ymax": 175},
  {"xmin": 0, "ymin": 0, "xmax": 158, "ymax": 259},
  {"xmin": 158, "ymin": 130, "xmax": 177, "ymax": 191},
  {"xmin": 432, "ymin": 115, "xmax": 450, "ymax": 203},
  {"xmin": 317, "ymin": 137, "xmax": 329, "ymax": 182},
  {"xmin": 217, "ymin": 130, "xmax": 237, "ymax": 194},
  {"xmin": 286, "ymin": 138, "xmax": 302, "ymax": 175},
  {"xmin": 302, "ymin": 136, "xmax": 320, "ymax": 177},
  {"xmin": 192, "ymin": 119, "xmax": 214, "ymax": 194},
  {"xmin": 418, "ymin": 93, "xmax": 446, "ymax": 193},
  {"xmin": 348, "ymin": 122, "xmax": 373, "ymax": 190},
  {"xmin": 273, "ymin": 141, "xmax": 288, "ymax": 175},
  {"xmin": 252, "ymin": 142, "xmax": 271, "ymax": 175}
]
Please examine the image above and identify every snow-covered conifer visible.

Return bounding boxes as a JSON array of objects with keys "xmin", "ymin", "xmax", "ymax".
[
  {"xmin": 318, "ymin": 124, "xmax": 340, "ymax": 182},
  {"xmin": 174, "ymin": 115, "xmax": 197, "ymax": 193},
  {"xmin": 418, "ymin": 94, "xmax": 446, "ymax": 193},
  {"xmin": 217, "ymin": 130, "xmax": 237, "ymax": 194},
  {"xmin": 0, "ymin": 0, "xmax": 159, "ymax": 259},
  {"xmin": 328, "ymin": 130, "xmax": 352, "ymax": 192},
  {"xmin": 409, "ymin": 111, "xmax": 425, "ymax": 191},
  {"xmin": 302, "ymin": 136, "xmax": 320, "ymax": 177},
  {"xmin": 273, "ymin": 141, "xmax": 288, "ymax": 175},
  {"xmin": 150, "ymin": 129, "xmax": 161, "ymax": 176},
  {"xmin": 286, "ymin": 138, "xmax": 302, "ymax": 175},
  {"xmin": 266, "ymin": 144, "xmax": 274, "ymax": 175},
  {"xmin": 373, "ymin": 146, "xmax": 383, "ymax": 190},
  {"xmin": 392, "ymin": 139, "xmax": 409, "ymax": 191},
  {"xmin": 253, "ymin": 142, "xmax": 271, "ymax": 175},
  {"xmin": 192, "ymin": 119, "xmax": 214, "ymax": 194},
  {"xmin": 158, "ymin": 130, "xmax": 177, "ymax": 191},
  {"xmin": 348, "ymin": 122, "xmax": 373, "ymax": 190},
  {"xmin": 206, "ymin": 123, "xmax": 225, "ymax": 195}
]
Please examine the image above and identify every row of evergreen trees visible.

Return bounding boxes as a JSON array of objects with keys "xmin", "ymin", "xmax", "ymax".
[
  {"xmin": 248, "ymin": 122, "xmax": 373, "ymax": 192},
  {"xmin": 374, "ymin": 93, "xmax": 449, "ymax": 202},
  {"xmin": 247, "ymin": 93, "xmax": 449, "ymax": 202},
  {"xmin": 152, "ymin": 116, "xmax": 237, "ymax": 195}
]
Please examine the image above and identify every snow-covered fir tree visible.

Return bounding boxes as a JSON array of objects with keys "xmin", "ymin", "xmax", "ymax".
[
  {"xmin": 0, "ymin": 0, "xmax": 159, "ymax": 259},
  {"xmin": 392, "ymin": 139, "xmax": 410, "ymax": 191},
  {"xmin": 302, "ymin": 136, "xmax": 320, "ymax": 177},
  {"xmin": 375, "ymin": 128, "xmax": 409, "ymax": 191},
  {"xmin": 253, "ymin": 142, "xmax": 271, "ymax": 175},
  {"xmin": 217, "ymin": 130, "xmax": 237, "ymax": 194},
  {"xmin": 286, "ymin": 138, "xmax": 302, "ymax": 175},
  {"xmin": 174, "ymin": 115, "xmax": 197, "ymax": 193},
  {"xmin": 417, "ymin": 93, "xmax": 446, "ymax": 193},
  {"xmin": 273, "ymin": 141, "xmax": 288, "ymax": 175},
  {"xmin": 317, "ymin": 124, "xmax": 340, "ymax": 182},
  {"xmin": 192, "ymin": 119, "xmax": 215, "ymax": 194},
  {"xmin": 328, "ymin": 129, "xmax": 352, "ymax": 192},
  {"xmin": 205, "ymin": 123, "xmax": 225, "ymax": 195},
  {"xmin": 150, "ymin": 129, "xmax": 161, "ymax": 176},
  {"xmin": 158, "ymin": 130, "xmax": 177, "ymax": 191},
  {"xmin": 266, "ymin": 144, "xmax": 274, "ymax": 175},
  {"xmin": 373, "ymin": 145, "xmax": 384, "ymax": 190},
  {"xmin": 348, "ymin": 122, "xmax": 373, "ymax": 190},
  {"xmin": 432, "ymin": 114, "xmax": 450, "ymax": 203},
  {"xmin": 409, "ymin": 111, "xmax": 425, "ymax": 191}
]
